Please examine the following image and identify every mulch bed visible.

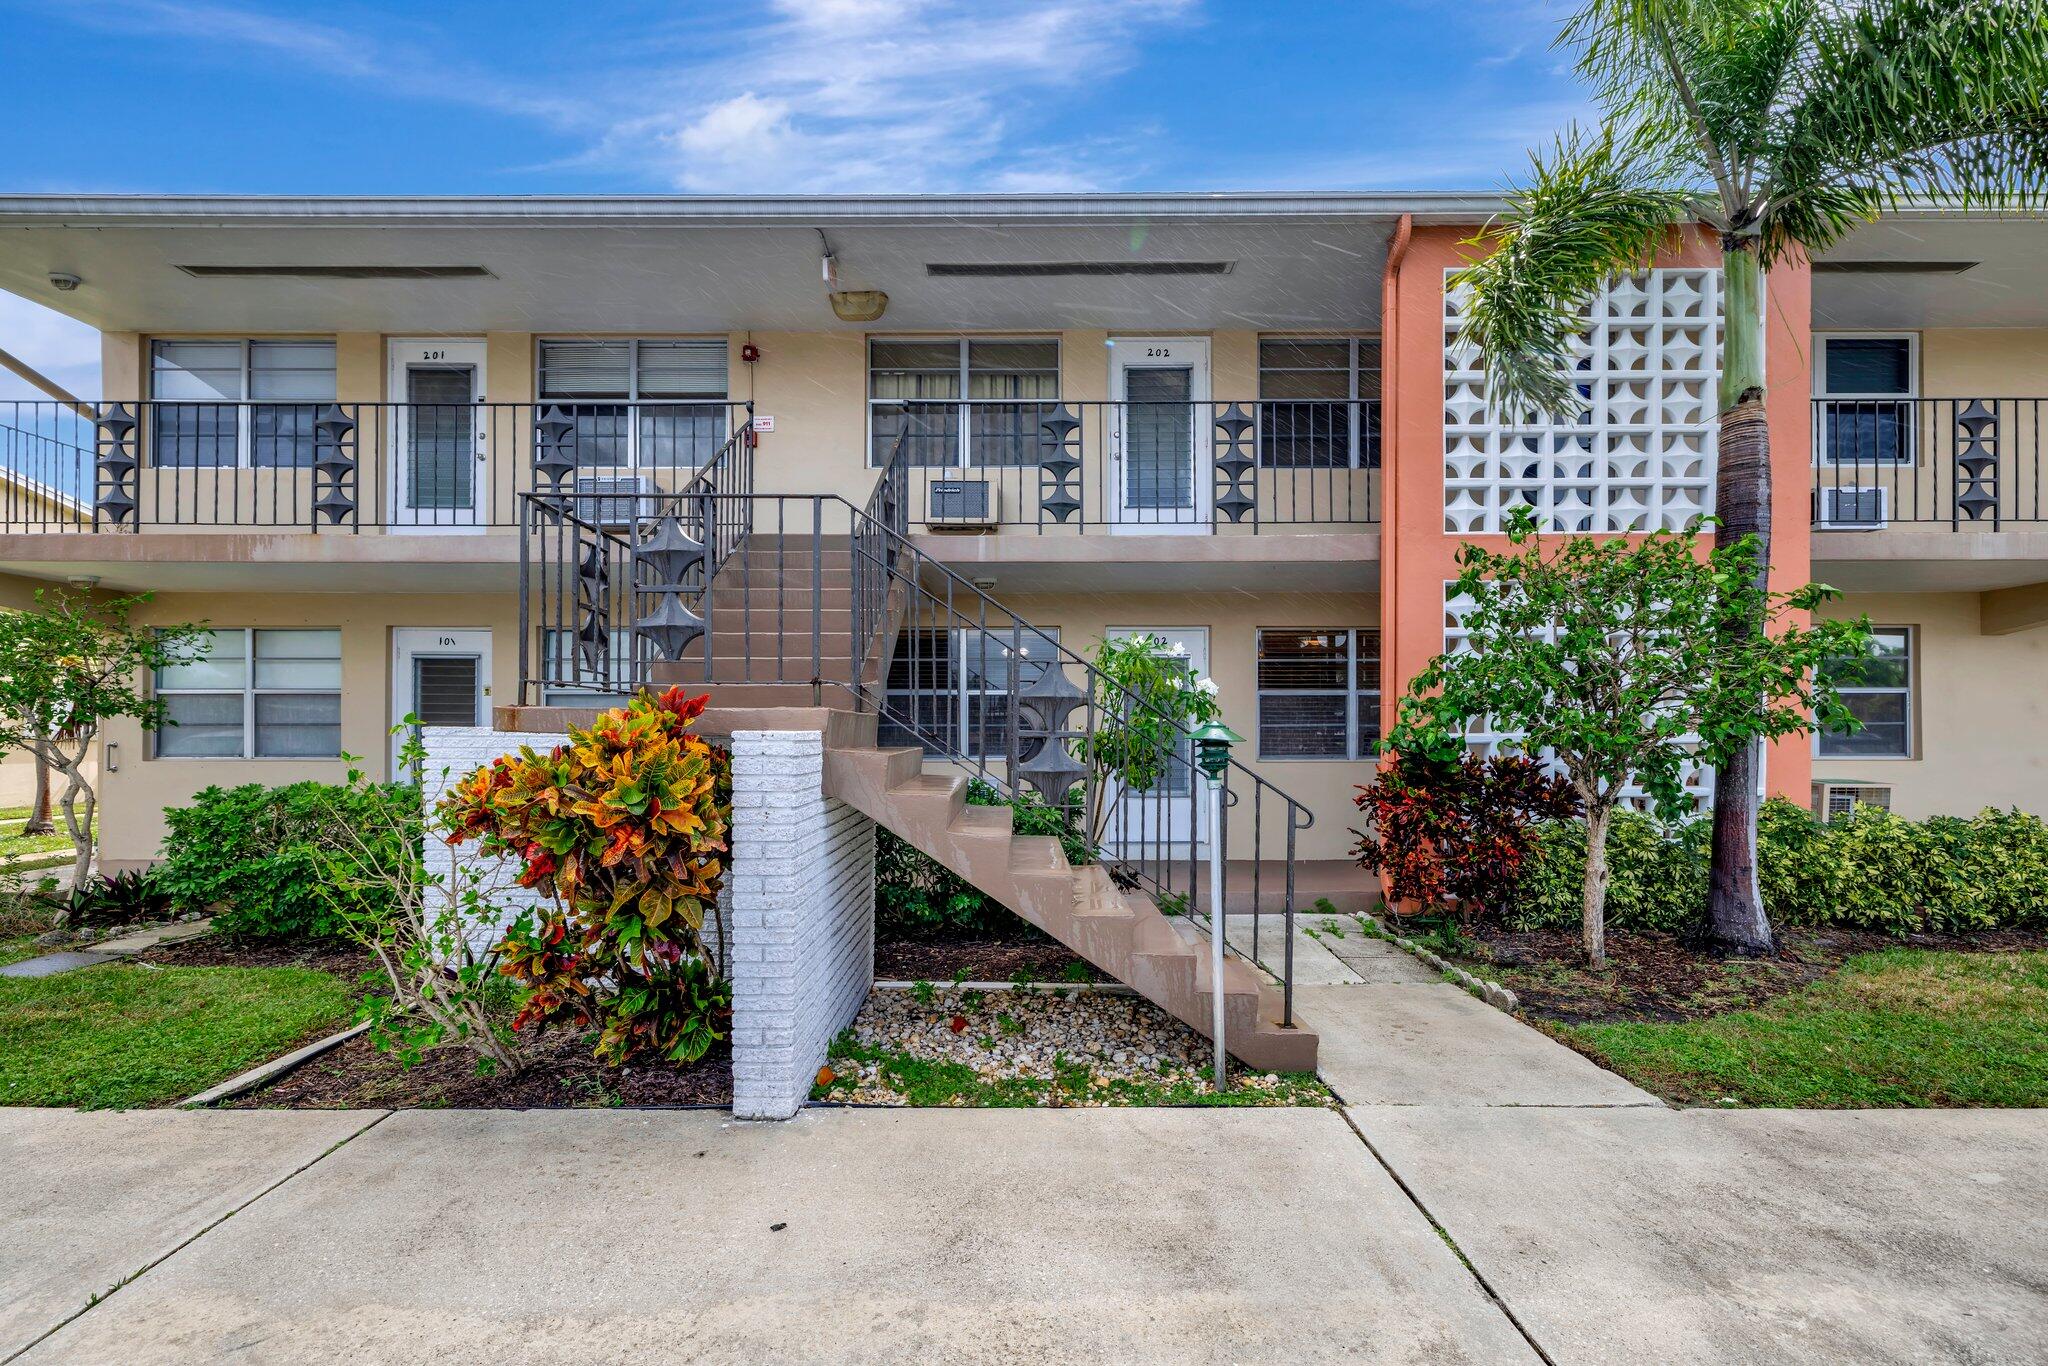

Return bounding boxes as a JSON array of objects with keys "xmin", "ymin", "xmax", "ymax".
[
  {"xmin": 227, "ymin": 1027, "xmax": 732, "ymax": 1109},
  {"xmin": 875, "ymin": 937, "xmax": 1100, "ymax": 983},
  {"xmin": 1457, "ymin": 923, "xmax": 2048, "ymax": 1026}
]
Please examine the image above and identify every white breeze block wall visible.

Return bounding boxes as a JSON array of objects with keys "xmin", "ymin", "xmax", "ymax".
[{"xmin": 727, "ymin": 728, "xmax": 877, "ymax": 1121}]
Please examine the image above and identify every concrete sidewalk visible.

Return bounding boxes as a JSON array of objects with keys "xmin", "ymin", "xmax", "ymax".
[
  {"xmin": 1352, "ymin": 1105, "xmax": 2048, "ymax": 1364},
  {"xmin": 10, "ymin": 1107, "xmax": 1538, "ymax": 1365}
]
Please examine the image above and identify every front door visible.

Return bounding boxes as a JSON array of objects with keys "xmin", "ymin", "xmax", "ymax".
[
  {"xmin": 391, "ymin": 628, "xmax": 493, "ymax": 775},
  {"xmin": 1102, "ymin": 626, "xmax": 1210, "ymax": 858},
  {"xmin": 387, "ymin": 340, "xmax": 488, "ymax": 531},
  {"xmin": 1109, "ymin": 337, "xmax": 1210, "ymax": 533}
]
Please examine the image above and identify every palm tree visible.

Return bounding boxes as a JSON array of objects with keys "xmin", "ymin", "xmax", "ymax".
[{"xmin": 1450, "ymin": 0, "xmax": 2048, "ymax": 954}]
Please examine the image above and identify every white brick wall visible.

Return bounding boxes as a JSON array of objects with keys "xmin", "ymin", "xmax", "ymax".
[
  {"xmin": 420, "ymin": 726, "xmax": 566, "ymax": 953},
  {"xmin": 727, "ymin": 728, "xmax": 877, "ymax": 1120},
  {"xmin": 420, "ymin": 724, "xmax": 876, "ymax": 1121}
]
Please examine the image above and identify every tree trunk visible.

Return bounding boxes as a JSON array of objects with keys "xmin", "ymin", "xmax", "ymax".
[
  {"xmin": 54, "ymin": 743, "xmax": 94, "ymax": 906},
  {"xmin": 1705, "ymin": 240, "xmax": 1777, "ymax": 956},
  {"xmin": 23, "ymin": 744, "xmax": 54, "ymax": 836},
  {"xmin": 1582, "ymin": 804, "xmax": 1611, "ymax": 967}
]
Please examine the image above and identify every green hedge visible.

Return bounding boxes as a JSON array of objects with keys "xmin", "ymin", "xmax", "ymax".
[
  {"xmin": 1508, "ymin": 797, "xmax": 2048, "ymax": 935},
  {"xmin": 156, "ymin": 780, "xmax": 420, "ymax": 939}
]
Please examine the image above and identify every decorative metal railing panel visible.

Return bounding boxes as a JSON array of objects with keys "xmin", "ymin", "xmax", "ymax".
[
  {"xmin": 0, "ymin": 399, "xmax": 752, "ymax": 532},
  {"xmin": 1812, "ymin": 398, "xmax": 2047, "ymax": 528}
]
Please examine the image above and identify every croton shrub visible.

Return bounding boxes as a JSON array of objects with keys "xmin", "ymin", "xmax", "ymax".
[
  {"xmin": 440, "ymin": 687, "xmax": 734, "ymax": 1064},
  {"xmin": 1352, "ymin": 750, "xmax": 1581, "ymax": 921}
]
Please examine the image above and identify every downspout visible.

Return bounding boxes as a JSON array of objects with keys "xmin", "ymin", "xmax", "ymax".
[{"xmin": 1378, "ymin": 214, "xmax": 1412, "ymax": 759}]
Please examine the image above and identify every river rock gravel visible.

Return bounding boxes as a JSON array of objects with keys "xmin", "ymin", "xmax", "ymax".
[{"xmin": 819, "ymin": 985, "xmax": 1329, "ymax": 1107}]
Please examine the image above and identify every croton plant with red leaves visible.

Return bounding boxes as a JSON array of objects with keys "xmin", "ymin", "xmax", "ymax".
[
  {"xmin": 440, "ymin": 687, "xmax": 734, "ymax": 1064},
  {"xmin": 1353, "ymin": 750, "xmax": 1579, "ymax": 923}
]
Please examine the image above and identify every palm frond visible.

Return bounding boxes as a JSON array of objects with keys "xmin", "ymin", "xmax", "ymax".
[
  {"xmin": 1763, "ymin": 0, "xmax": 2048, "ymax": 258},
  {"xmin": 1451, "ymin": 125, "xmax": 1706, "ymax": 421}
]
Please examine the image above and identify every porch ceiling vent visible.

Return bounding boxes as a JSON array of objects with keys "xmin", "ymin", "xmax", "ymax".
[
  {"xmin": 1810, "ymin": 260, "xmax": 1977, "ymax": 275},
  {"xmin": 924, "ymin": 261, "xmax": 1234, "ymax": 277},
  {"xmin": 176, "ymin": 264, "xmax": 495, "ymax": 279}
]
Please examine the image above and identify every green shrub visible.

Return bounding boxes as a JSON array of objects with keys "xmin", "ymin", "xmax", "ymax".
[
  {"xmin": 1508, "ymin": 809, "xmax": 1704, "ymax": 933},
  {"xmin": 1509, "ymin": 798, "xmax": 2048, "ymax": 936},
  {"xmin": 157, "ymin": 780, "xmax": 419, "ymax": 939},
  {"xmin": 876, "ymin": 781, "xmax": 1085, "ymax": 939}
]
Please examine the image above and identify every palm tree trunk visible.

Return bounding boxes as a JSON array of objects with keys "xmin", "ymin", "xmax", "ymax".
[{"xmin": 1706, "ymin": 239, "xmax": 1776, "ymax": 955}]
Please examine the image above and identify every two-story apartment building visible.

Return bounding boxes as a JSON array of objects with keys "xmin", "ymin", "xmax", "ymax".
[{"xmin": 0, "ymin": 193, "xmax": 2041, "ymax": 879}]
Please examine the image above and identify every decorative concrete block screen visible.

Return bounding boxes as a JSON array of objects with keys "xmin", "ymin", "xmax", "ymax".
[
  {"xmin": 419, "ymin": 725, "xmax": 876, "ymax": 1120},
  {"xmin": 1444, "ymin": 269, "xmax": 1721, "ymax": 534},
  {"xmin": 1441, "ymin": 589, "xmax": 1713, "ymax": 808}
]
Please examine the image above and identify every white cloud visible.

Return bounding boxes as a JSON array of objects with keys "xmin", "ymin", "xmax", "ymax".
[
  {"xmin": 0, "ymin": 291, "xmax": 100, "ymax": 403},
  {"xmin": 49, "ymin": 0, "xmax": 1199, "ymax": 193}
]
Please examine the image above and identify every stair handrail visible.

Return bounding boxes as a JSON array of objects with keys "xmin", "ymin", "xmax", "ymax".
[{"xmin": 839, "ymin": 463, "xmax": 1315, "ymax": 1024}]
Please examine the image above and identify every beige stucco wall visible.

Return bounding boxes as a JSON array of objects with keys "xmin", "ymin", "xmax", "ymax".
[
  {"xmin": 999, "ymin": 587, "xmax": 1379, "ymax": 862},
  {"xmin": 1814, "ymin": 590, "xmax": 2048, "ymax": 819},
  {"xmin": 95, "ymin": 591, "xmax": 520, "ymax": 868}
]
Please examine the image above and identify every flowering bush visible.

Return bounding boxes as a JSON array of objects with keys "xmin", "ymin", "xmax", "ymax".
[
  {"xmin": 440, "ymin": 687, "xmax": 733, "ymax": 1065},
  {"xmin": 1353, "ymin": 750, "xmax": 1581, "ymax": 921}
]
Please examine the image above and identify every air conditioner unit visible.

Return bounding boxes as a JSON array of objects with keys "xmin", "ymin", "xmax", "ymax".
[
  {"xmin": 928, "ymin": 478, "xmax": 999, "ymax": 530},
  {"xmin": 1812, "ymin": 781, "xmax": 1892, "ymax": 822},
  {"xmin": 574, "ymin": 475, "xmax": 650, "ymax": 527},
  {"xmin": 1815, "ymin": 486, "xmax": 1888, "ymax": 530}
]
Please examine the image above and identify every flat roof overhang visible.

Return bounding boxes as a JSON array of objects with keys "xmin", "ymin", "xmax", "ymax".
[{"xmin": 0, "ymin": 190, "xmax": 1508, "ymax": 338}]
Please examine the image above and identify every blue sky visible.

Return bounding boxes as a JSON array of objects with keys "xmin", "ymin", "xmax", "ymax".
[{"xmin": 0, "ymin": 0, "xmax": 1587, "ymax": 394}]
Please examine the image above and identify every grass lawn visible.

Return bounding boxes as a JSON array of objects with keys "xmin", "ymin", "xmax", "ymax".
[
  {"xmin": 0, "ymin": 806, "xmax": 89, "ymax": 875},
  {"xmin": 0, "ymin": 962, "xmax": 355, "ymax": 1108},
  {"xmin": 1551, "ymin": 947, "xmax": 2048, "ymax": 1108}
]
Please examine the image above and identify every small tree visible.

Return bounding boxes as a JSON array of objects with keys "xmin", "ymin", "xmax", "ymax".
[
  {"xmin": 0, "ymin": 592, "xmax": 204, "ymax": 901},
  {"xmin": 1078, "ymin": 632, "xmax": 1220, "ymax": 848},
  {"xmin": 1389, "ymin": 513, "xmax": 1868, "ymax": 964}
]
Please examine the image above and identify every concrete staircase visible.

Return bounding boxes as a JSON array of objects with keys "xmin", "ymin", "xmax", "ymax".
[
  {"xmin": 522, "ymin": 531, "xmax": 1317, "ymax": 1070},
  {"xmin": 822, "ymin": 735, "xmax": 1317, "ymax": 1071}
]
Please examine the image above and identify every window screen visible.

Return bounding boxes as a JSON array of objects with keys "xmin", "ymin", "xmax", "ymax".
[
  {"xmin": 869, "ymin": 338, "xmax": 1059, "ymax": 467},
  {"xmin": 1259, "ymin": 337, "xmax": 1381, "ymax": 468},
  {"xmin": 536, "ymin": 339, "xmax": 730, "ymax": 469},
  {"xmin": 151, "ymin": 340, "xmax": 335, "ymax": 469}
]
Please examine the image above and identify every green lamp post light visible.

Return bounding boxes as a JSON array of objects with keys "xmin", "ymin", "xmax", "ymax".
[{"xmin": 1188, "ymin": 718, "xmax": 1243, "ymax": 1091}]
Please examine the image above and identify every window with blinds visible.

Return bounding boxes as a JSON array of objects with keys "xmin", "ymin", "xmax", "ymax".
[
  {"xmin": 1258, "ymin": 337, "xmax": 1380, "ymax": 469},
  {"xmin": 150, "ymin": 340, "xmax": 337, "ymax": 468},
  {"xmin": 153, "ymin": 628, "xmax": 343, "ymax": 759},
  {"xmin": 1817, "ymin": 626, "xmax": 1912, "ymax": 758},
  {"xmin": 536, "ymin": 338, "xmax": 730, "ymax": 469},
  {"xmin": 869, "ymin": 338, "xmax": 1059, "ymax": 467},
  {"xmin": 1256, "ymin": 628, "xmax": 1380, "ymax": 760}
]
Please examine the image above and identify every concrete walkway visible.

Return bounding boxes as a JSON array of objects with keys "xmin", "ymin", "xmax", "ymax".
[
  {"xmin": 0, "ymin": 921, "xmax": 212, "ymax": 980},
  {"xmin": 6, "ymin": 1107, "xmax": 1537, "ymax": 1365}
]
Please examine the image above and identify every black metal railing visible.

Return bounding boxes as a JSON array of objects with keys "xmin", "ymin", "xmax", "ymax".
[
  {"xmin": 0, "ymin": 399, "xmax": 752, "ymax": 532},
  {"xmin": 518, "ymin": 439, "xmax": 1315, "ymax": 1015},
  {"xmin": 873, "ymin": 398, "xmax": 1380, "ymax": 533},
  {"xmin": 1812, "ymin": 398, "xmax": 2046, "ymax": 529}
]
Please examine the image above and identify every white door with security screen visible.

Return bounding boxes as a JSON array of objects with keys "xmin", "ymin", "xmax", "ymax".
[
  {"xmin": 1109, "ymin": 337, "xmax": 1211, "ymax": 533},
  {"xmin": 387, "ymin": 339, "xmax": 488, "ymax": 531},
  {"xmin": 391, "ymin": 628, "xmax": 492, "ymax": 775},
  {"xmin": 1101, "ymin": 626, "xmax": 1210, "ymax": 856}
]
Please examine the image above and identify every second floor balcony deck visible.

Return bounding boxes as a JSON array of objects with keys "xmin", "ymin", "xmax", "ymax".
[{"xmin": 0, "ymin": 396, "xmax": 1382, "ymax": 540}]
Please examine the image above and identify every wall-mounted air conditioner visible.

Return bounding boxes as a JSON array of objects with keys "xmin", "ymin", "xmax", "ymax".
[
  {"xmin": 1815, "ymin": 486, "xmax": 1888, "ymax": 530},
  {"xmin": 928, "ymin": 479, "xmax": 999, "ymax": 529},
  {"xmin": 1812, "ymin": 781, "xmax": 1892, "ymax": 822},
  {"xmin": 574, "ymin": 475, "xmax": 650, "ymax": 527}
]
